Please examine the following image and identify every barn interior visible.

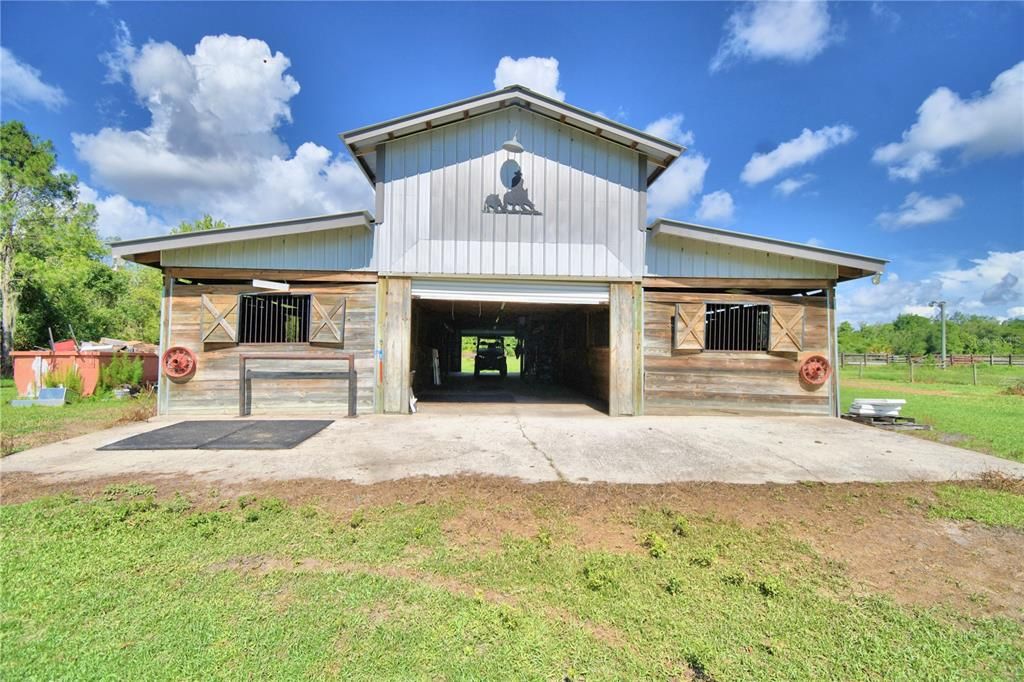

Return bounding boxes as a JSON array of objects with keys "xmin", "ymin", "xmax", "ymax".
[{"xmin": 410, "ymin": 298, "xmax": 610, "ymax": 413}]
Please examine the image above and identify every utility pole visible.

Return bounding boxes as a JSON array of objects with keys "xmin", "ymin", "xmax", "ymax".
[{"xmin": 930, "ymin": 300, "xmax": 947, "ymax": 369}]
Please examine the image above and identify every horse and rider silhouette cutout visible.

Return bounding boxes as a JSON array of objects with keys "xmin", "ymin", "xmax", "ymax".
[{"xmin": 483, "ymin": 165, "xmax": 541, "ymax": 215}]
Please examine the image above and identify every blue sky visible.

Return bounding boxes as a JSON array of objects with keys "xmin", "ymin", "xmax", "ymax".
[{"xmin": 2, "ymin": 1, "xmax": 1022, "ymax": 322}]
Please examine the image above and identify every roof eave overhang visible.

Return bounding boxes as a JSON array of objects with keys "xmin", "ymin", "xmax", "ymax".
[
  {"xmin": 340, "ymin": 86, "xmax": 683, "ymax": 186},
  {"xmin": 650, "ymin": 219, "xmax": 888, "ymax": 281},
  {"xmin": 110, "ymin": 210, "xmax": 375, "ymax": 263}
]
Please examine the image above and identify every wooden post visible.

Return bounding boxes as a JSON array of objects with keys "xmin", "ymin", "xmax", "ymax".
[
  {"xmin": 973, "ymin": 362, "xmax": 978, "ymax": 386},
  {"xmin": 859, "ymin": 356, "xmax": 864, "ymax": 378},
  {"xmin": 909, "ymin": 356, "xmax": 914, "ymax": 383},
  {"xmin": 380, "ymin": 277, "xmax": 412, "ymax": 414},
  {"xmin": 608, "ymin": 282, "xmax": 641, "ymax": 416}
]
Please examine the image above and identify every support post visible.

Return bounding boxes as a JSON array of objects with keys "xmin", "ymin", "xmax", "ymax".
[
  {"xmin": 380, "ymin": 277, "xmax": 412, "ymax": 414},
  {"xmin": 608, "ymin": 282, "xmax": 641, "ymax": 416}
]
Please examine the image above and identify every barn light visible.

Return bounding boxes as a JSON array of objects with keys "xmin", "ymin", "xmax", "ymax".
[{"xmin": 501, "ymin": 132, "xmax": 524, "ymax": 153}]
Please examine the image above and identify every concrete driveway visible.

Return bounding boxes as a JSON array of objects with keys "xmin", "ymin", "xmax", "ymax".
[{"xmin": 3, "ymin": 412, "xmax": 1023, "ymax": 486}]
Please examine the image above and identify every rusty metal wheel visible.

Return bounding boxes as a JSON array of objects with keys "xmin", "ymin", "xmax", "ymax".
[
  {"xmin": 799, "ymin": 354, "xmax": 831, "ymax": 386},
  {"xmin": 162, "ymin": 346, "xmax": 197, "ymax": 381}
]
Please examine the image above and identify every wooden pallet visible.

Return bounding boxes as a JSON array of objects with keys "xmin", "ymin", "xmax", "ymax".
[{"xmin": 841, "ymin": 414, "xmax": 932, "ymax": 431}]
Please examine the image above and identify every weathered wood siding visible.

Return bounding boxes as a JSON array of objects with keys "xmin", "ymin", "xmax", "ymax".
[
  {"xmin": 645, "ymin": 232, "xmax": 838, "ymax": 279},
  {"xmin": 164, "ymin": 281, "xmax": 376, "ymax": 415},
  {"xmin": 643, "ymin": 290, "xmax": 832, "ymax": 415},
  {"xmin": 160, "ymin": 227, "xmax": 374, "ymax": 271},
  {"xmin": 378, "ymin": 107, "xmax": 646, "ymax": 278}
]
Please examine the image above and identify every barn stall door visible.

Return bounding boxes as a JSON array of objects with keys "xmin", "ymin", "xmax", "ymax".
[
  {"xmin": 769, "ymin": 304, "xmax": 805, "ymax": 352},
  {"xmin": 672, "ymin": 303, "xmax": 705, "ymax": 353},
  {"xmin": 200, "ymin": 294, "xmax": 239, "ymax": 344},
  {"xmin": 310, "ymin": 295, "xmax": 347, "ymax": 347}
]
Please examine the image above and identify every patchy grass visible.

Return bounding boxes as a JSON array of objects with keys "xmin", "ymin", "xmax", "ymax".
[
  {"xmin": 2, "ymin": 486, "xmax": 1022, "ymax": 680},
  {"xmin": 841, "ymin": 367, "xmax": 1024, "ymax": 462},
  {"xmin": 929, "ymin": 485, "xmax": 1024, "ymax": 530},
  {"xmin": 1, "ymin": 378, "xmax": 155, "ymax": 456}
]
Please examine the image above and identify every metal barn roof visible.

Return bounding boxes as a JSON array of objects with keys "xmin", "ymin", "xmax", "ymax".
[
  {"xmin": 110, "ymin": 211, "xmax": 374, "ymax": 265},
  {"xmin": 340, "ymin": 85, "xmax": 685, "ymax": 187},
  {"xmin": 648, "ymin": 219, "xmax": 888, "ymax": 281}
]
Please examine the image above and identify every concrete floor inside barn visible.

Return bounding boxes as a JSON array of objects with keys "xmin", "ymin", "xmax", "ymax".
[{"xmin": 3, "ymin": 409, "xmax": 1024, "ymax": 486}]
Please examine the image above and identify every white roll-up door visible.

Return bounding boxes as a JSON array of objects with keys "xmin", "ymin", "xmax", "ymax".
[{"xmin": 410, "ymin": 279, "xmax": 609, "ymax": 305}]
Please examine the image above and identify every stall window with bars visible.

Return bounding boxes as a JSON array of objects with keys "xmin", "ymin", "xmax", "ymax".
[
  {"xmin": 237, "ymin": 294, "xmax": 311, "ymax": 344},
  {"xmin": 704, "ymin": 303, "xmax": 770, "ymax": 351}
]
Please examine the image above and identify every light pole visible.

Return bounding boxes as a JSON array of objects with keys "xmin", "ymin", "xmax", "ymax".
[{"xmin": 929, "ymin": 300, "xmax": 947, "ymax": 369}]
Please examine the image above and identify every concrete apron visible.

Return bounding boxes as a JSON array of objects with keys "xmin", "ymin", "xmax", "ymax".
[{"xmin": 4, "ymin": 413, "xmax": 1024, "ymax": 487}]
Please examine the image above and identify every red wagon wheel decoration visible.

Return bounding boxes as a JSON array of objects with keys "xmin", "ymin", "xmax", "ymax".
[
  {"xmin": 162, "ymin": 346, "xmax": 197, "ymax": 381},
  {"xmin": 799, "ymin": 354, "xmax": 831, "ymax": 386}
]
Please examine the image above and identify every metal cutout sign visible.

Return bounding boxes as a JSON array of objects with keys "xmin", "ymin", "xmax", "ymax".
[{"xmin": 483, "ymin": 160, "xmax": 542, "ymax": 215}]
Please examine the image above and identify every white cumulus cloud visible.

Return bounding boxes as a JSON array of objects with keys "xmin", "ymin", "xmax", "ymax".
[
  {"xmin": 695, "ymin": 190, "xmax": 735, "ymax": 224},
  {"xmin": 873, "ymin": 61, "xmax": 1024, "ymax": 181},
  {"xmin": 78, "ymin": 182, "xmax": 169, "ymax": 241},
  {"xmin": 711, "ymin": 1, "xmax": 836, "ymax": 72},
  {"xmin": 643, "ymin": 114, "xmax": 694, "ymax": 147},
  {"xmin": 876, "ymin": 192, "xmax": 964, "ymax": 230},
  {"xmin": 648, "ymin": 154, "xmax": 709, "ymax": 219},
  {"xmin": 493, "ymin": 56, "xmax": 565, "ymax": 100},
  {"xmin": 838, "ymin": 251, "xmax": 1024, "ymax": 323},
  {"xmin": 72, "ymin": 29, "xmax": 373, "ymax": 226},
  {"xmin": 741, "ymin": 124, "xmax": 854, "ymax": 185},
  {"xmin": 774, "ymin": 173, "xmax": 816, "ymax": 196},
  {"xmin": 1, "ymin": 47, "xmax": 68, "ymax": 111}
]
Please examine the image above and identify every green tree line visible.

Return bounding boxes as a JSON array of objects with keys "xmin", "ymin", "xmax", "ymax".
[
  {"xmin": 1, "ymin": 120, "xmax": 221, "ymax": 370},
  {"xmin": 838, "ymin": 314, "xmax": 1024, "ymax": 356}
]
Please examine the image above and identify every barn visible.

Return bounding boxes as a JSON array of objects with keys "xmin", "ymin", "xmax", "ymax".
[{"xmin": 111, "ymin": 86, "xmax": 887, "ymax": 418}]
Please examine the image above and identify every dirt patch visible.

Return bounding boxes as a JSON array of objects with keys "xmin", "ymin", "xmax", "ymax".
[{"xmin": 4, "ymin": 472, "xmax": 1023, "ymax": 621}]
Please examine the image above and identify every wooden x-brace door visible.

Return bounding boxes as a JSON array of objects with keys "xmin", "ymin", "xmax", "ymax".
[
  {"xmin": 310, "ymin": 295, "xmax": 347, "ymax": 346},
  {"xmin": 200, "ymin": 294, "xmax": 238, "ymax": 344},
  {"xmin": 673, "ymin": 303, "xmax": 706, "ymax": 353},
  {"xmin": 769, "ymin": 304, "xmax": 804, "ymax": 352}
]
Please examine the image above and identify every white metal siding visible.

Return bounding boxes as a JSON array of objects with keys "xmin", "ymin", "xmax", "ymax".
[
  {"xmin": 378, "ymin": 107, "xmax": 645, "ymax": 279},
  {"xmin": 644, "ymin": 232, "xmax": 838, "ymax": 279},
  {"xmin": 411, "ymin": 278, "xmax": 609, "ymax": 304},
  {"xmin": 160, "ymin": 227, "xmax": 375, "ymax": 271}
]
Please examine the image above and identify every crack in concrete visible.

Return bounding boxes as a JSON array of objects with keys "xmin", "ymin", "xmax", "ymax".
[{"xmin": 515, "ymin": 415, "xmax": 566, "ymax": 481}]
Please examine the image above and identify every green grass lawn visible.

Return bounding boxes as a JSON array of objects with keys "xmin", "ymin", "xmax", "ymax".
[
  {"xmin": 929, "ymin": 484, "xmax": 1024, "ymax": 529},
  {"xmin": 840, "ymin": 366, "xmax": 1024, "ymax": 463},
  {"xmin": 2, "ymin": 488, "xmax": 1021, "ymax": 680},
  {"xmin": 1, "ymin": 378, "xmax": 155, "ymax": 456}
]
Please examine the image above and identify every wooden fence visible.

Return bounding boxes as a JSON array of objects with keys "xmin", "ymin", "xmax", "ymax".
[{"xmin": 840, "ymin": 353, "xmax": 1019, "ymax": 367}]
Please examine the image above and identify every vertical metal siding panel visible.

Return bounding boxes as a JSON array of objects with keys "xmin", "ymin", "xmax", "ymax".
[
  {"xmin": 504, "ymin": 110, "xmax": 519, "ymax": 276},
  {"xmin": 496, "ymin": 113, "xmax": 511, "ymax": 276},
  {"xmin": 388, "ymin": 142, "xmax": 404, "ymax": 272},
  {"xmin": 429, "ymin": 129, "xmax": 443, "ymax": 274},
  {"xmin": 543, "ymin": 118, "xmax": 558, "ymax": 276},
  {"xmin": 442, "ymin": 126, "xmax": 457, "ymax": 275},
  {"xmin": 467, "ymin": 116, "xmax": 482, "ymax": 275},
  {"xmin": 581, "ymin": 137, "xmax": 596, "ymax": 277},
  {"xmin": 606, "ymin": 149, "xmax": 621, "ymax": 277},
  {"xmin": 403, "ymin": 138, "xmax": 416, "ymax": 272},
  {"xmin": 416, "ymin": 134, "xmax": 432, "ymax": 275},
  {"xmin": 568, "ymin": 129, "xmax": 582, "ymax": 277},
  {"xmin": 479, "ymin": 117, "xmax": 495, "ymax": 276},
  {"xmin": 521, "ymin": 113, "xmax": 536, "ymax": 275},
  {"xmin": 454, "ymin": 121, "xmax": 468, "ymax": 274}
]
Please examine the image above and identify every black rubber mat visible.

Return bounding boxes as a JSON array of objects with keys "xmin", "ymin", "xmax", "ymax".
[{"xmin": 99, "ymin": 420, "xmax": 333, "ymax": 451}]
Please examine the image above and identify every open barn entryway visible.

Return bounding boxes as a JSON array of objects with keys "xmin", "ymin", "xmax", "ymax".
[{"xmin": 408, "ymin": 280, "xmax": 612, "ymax": 415}]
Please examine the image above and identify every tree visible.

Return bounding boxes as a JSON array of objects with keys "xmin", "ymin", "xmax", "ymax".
[
  {"xmin": 172, "ymin": 214, "xmax": 227, "ymax": 234},
  {"xmin": 1, "ymin": 121, "xmax": 77, "ymax": 371}
]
